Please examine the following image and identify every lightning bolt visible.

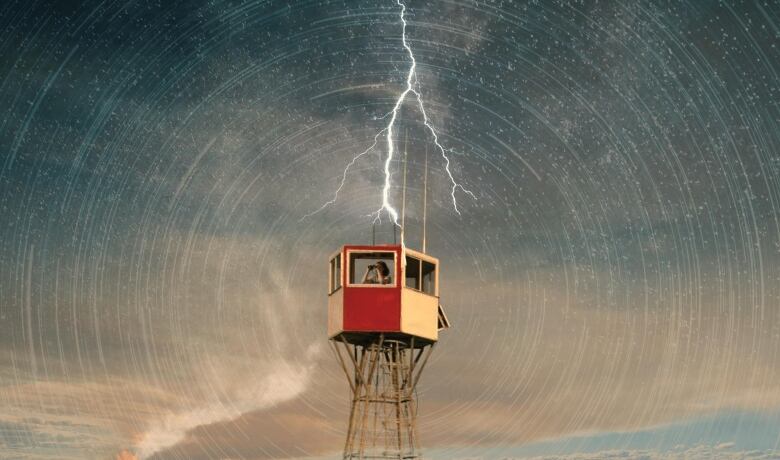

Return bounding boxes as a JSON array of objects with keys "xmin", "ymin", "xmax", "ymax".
[
  {"xmin": 303, "ymin": 0, "xmax": 475, "ymax": 229},
  {"xmin": 300, "ymin": 128, "xmax": 387, "ymax": 221}
]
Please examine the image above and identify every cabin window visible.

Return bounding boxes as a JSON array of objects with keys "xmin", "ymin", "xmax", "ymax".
[
  {"xmin": 421, "ymin": 260, "xmax": 436, "ymax": 295},
  {"xmin": 405, "ymin": 256, "xmax": 420, "ymax": 289},
  {"xmin": 329, "ymin": 254, "xmax": 341, "ymax": 293},
  {"xmin": 349, "ymin": 251, "xmax": 395, "ymax": 286},
  {"xmin": 405, "ymin": 255, "xmax": 436, "ymax": 296}
]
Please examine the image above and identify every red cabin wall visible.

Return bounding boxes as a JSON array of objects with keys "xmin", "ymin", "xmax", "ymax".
[
  {"xmin": 341, "ymin": 245, "xmax": 403, "ymax": 333},
  {"xmin": 343, "ymin": 287, "xmax": 401, "ymax": 331}
]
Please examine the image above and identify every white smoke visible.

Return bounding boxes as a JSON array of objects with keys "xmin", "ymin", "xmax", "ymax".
[{"xmin": 135, "ymin": 344, "xmax": 319, "ymax": 459}]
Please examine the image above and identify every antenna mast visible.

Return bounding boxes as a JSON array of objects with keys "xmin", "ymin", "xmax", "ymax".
[
  {"xmin": 401, "ymin": 131, "xmax": 408, "ymax": 246},
  {"xmin": 422, "ymin": 146, "xmax": 428, "ymax": 253}
]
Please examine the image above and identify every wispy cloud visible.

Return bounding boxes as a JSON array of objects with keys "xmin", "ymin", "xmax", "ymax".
[
  {"xmin": 511, "ymin": 444, "xmax": 780, "ymax": 460},
  {"xmin": 136, "ymin": 346, "xmax": 319, "ymax": 459}
]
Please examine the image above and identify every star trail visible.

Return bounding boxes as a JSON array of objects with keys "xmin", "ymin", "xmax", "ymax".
[{"xmin": 0, "ymin": 1, "xmax": 779, "ymax": 459}]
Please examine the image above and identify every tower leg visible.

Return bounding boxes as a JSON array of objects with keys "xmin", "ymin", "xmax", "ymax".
[{"xmin": 332, "ymin": 335, "xmax": 433, "ymax": 460}]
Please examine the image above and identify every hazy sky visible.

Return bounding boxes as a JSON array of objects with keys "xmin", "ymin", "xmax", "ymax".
[{"xmin": 1, "ymin": 1, "xmax": 780, "ymax": 459}]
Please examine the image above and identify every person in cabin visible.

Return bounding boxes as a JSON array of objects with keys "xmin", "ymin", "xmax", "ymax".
[{"xmin": 362, "ymin": 260, "xmax": 391, "ymax": 284}]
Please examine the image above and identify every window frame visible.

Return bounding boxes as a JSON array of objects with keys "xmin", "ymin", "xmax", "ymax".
[
  {"xmin": 404, "ymin": 255, "xmax": 421, "ymax": 290},
  {"xmin": 421, "ymin": 259, "xmax": 437, "ymax": 296},
  {"xmin": 402, "ymin": 250, "xmax": 438, "ymax": 298},
  {"xmin": 345, "ymin": 249, "xmax": 398, "ymax": 288},
  {"xmin": 328, "ymin": 250, "xmax": 342, "ymax": 295}
]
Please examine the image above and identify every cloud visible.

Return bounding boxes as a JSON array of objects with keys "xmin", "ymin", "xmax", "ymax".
[
  {"xmin": 0, "ymin": 231, "xmax": 328, "ymax": 459},
  {"xmin": 146, "ymin": 397, "xmax": 343, "ymax": 460},
  {"xmin": 136, "ymin": 346, "xmax": 320, "ymax": 459},
  {"xmin": 510, "ymin": 445, "xmax": 780, "ymax": 460},
  {"xmin": 117, "ymin": 450, "xmax": 139, "ymax": 460},
  {"xmin": 0, "ymin": 378, "xmax": 182, "ymax": 459}
]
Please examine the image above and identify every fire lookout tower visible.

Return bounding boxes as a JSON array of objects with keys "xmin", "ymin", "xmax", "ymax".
[{"xmin": 328, "ymin": 243, "xmax": 450, "ymax": 459}]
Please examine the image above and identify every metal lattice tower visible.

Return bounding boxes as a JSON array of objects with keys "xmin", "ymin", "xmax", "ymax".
[
  {"xmin": 331, "ymin": 335, "xmax": 434, "ymax": 460},
  {"xmin": 326, "ymin": 245, "xmax": 449, "ymax": 459}
]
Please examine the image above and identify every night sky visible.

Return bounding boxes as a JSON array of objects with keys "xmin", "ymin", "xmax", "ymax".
[{"xmin": 1, "ymin": 1, "xmax": 780, "ymax": 459}]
